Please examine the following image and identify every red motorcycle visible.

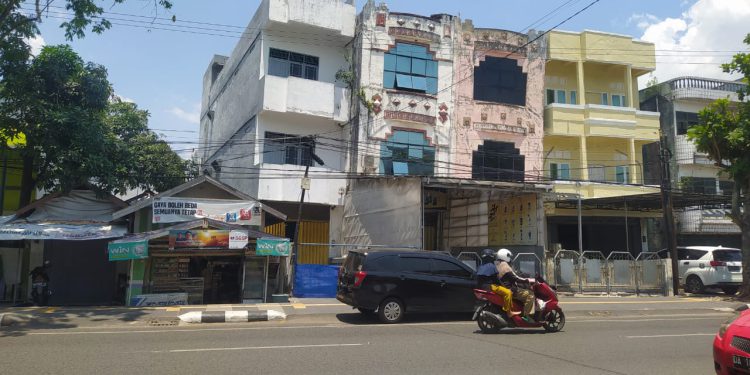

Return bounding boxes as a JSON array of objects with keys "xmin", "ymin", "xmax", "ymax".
[{"xmin": 472, "ymin": 274, "xmax": 565, "ymax": 333}]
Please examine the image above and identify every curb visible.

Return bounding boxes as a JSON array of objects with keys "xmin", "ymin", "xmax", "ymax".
[
  {"xmin": 0, "ymin": 313, "xmax": 32, "ymax": 327},
  {"xmin": 179, "ymin": 310, "xmax": 287, "ymax": 324}
]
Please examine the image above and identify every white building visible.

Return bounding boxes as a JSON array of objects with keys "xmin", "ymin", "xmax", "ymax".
[
  {"xmin": 640, "ymin": 76, "xmax": 747, "ymax": 247},
  {"xmin": 199, "ymin": 0, "xmax": 356, "ymax": 247}
]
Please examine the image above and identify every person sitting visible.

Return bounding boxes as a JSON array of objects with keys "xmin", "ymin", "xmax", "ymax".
[
  {"xmin": 496, "ymin": 248, "xmax": 535, "ymax": 322},
  {"xmin": 475, "ymin": 249, "xmax": 521, "ymax": 317}
]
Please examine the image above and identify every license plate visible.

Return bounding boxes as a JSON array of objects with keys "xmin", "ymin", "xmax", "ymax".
[{"xmin": 734, "ymin": 355, "xmax": 750, "ymax": 370}]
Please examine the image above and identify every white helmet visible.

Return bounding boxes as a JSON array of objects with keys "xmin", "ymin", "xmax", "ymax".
[{"xmin": 496, "ymin": 248, "xmax": 513, "ymax": 263}]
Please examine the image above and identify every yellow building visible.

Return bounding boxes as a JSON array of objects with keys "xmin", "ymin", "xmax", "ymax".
[{"xmin": 543, "ymin": 30, "xmax": 661, "ymax": 254}]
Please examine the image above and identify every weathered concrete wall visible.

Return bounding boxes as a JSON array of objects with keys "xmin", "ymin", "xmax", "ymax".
[{"xmin": 452, "ymin": 22, "xmax": 546, "ymax": 180}]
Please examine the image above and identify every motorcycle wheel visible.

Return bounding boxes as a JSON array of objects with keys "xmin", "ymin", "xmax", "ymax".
[
  {"xmin": 543, "ymin": 308, "xmax": 565, "ymax": 333},
  {"xmin": 476, "ymin": 306, "xmax": 503, "ymax": 334}
]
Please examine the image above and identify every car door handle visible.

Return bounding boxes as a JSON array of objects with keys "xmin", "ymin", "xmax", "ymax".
[
  {"xmin": 439, "ymin": 280, "xmax": 446, "ymax": 287},
  {"xmin": 683, "ymin": 262, "xmax": 689, "ymax": 265}
]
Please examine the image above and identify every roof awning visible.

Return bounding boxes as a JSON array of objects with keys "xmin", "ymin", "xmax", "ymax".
[
  {"xmin": 0, "ymin": 222, "xmax": 128, "ymax": 241},
  {"xmin": 109, "ymin": 218, "xmax": 283, "ymax": 245},
  {"xmin": 554, "ymin": 192, "xmax": 733, "ymax": 211}
]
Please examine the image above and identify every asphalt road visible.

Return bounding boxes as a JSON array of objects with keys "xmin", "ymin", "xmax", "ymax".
[{"xmin": 0, "ymin": 310, "xmax": 728, "ymax": 375}]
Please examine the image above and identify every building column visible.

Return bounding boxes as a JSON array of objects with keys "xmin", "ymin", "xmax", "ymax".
[
  {"xmin": 576, "ymin": 61, "xmax": 586, "ymax": 105},
  {"xmin": 625, "ymin": 65, "xmax": 634, "ymax": 108},
  {"xmin": 579, "ymin": 136, "xmax": 589, "ymax": 181},
  {"xmin": 629, "ymin": 137, "xmax": 637, "ymax": 184}
]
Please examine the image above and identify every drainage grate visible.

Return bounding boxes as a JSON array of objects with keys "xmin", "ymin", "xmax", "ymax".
[{"xmin": 147, "ymin": 319, "xmax": 180, "ymax": 327}]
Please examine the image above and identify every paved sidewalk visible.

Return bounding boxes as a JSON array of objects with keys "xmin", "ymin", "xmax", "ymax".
[{"xmin": 0, "ymin": 295, "xmax": 742, "ymax": 333}]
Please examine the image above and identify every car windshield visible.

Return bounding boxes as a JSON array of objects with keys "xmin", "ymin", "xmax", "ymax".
[{"xmin": 713, "ymin": 250, "xmax": 742, "ymax": 262}]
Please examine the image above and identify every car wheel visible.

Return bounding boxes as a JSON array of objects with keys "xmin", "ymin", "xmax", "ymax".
[
  {"xmin": 722, "ymin": 286, "xmax": 739, "ymax": 295},
  {"xmin": 358, "ymin": 308, "xmax": 376, "ymax": 316},
  {"xmin": 686, "ymin": 275, "xmax": 705, "ymax": 294},
  {"xmin": 378, "ymin": 297, "xmax": 405, "ymax": 324}
]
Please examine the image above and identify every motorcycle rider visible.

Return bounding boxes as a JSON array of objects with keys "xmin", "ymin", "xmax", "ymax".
[
  {"xmin": 476, "ymin": 249, "xmax": 520, "ymax": 316},
  {"xmin": 496, "ymin": 249, "xmax": 535, "ymax": 322}
]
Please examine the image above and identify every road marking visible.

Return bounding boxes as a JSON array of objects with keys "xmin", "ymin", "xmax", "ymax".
[
  {"xmin": 165, "ymin": 307, "xmax": 181, "ymax": 312},
  {"xmin": 625, "ymin": 333, "xmax": 716, "ymax": 339},
  {"xmin": 26, "ymin": 314, "xmax": 728, "ymax": 336},
  {"xmin": 150, "ymin": 343, "xmax": 364, "ymax": 353},
  {"xmin": 291, "ymin": 303, "xmax": 306, "ymax": 309},
  {"xmin": 563, "ymin": 299, "xmax": 711, "ymax": 305},
  {"xmin": 43, "ymin": 308, "xmax": 57, "ymax": 314}
]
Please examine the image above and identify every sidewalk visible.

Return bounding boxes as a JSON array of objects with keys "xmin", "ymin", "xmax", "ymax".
[{"xmin": 0, "ymin": 295, "xmax": 741, "ymax": 332}]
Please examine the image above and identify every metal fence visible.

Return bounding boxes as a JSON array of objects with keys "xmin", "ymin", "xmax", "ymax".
[
  {"xmin": 512, "ymin": 253, "xmax": 543, "ymax": 278},
  {"xmin": 548, "ymin": 250, "xmax": 668, "ymax": 295}
]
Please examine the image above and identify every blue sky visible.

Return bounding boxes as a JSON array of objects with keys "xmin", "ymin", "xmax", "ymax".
[{"xmin": 29, "ymin": 0, "xmax": 748, "ymax": 155}]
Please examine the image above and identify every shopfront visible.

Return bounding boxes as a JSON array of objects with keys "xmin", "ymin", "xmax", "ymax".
[{"xmin": 109, "ymin": 220, "xmax": 290, "ymax": 306}]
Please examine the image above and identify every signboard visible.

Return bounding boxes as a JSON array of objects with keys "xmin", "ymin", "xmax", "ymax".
[
  {"xmin": 108, "ymin": 240, "xmax": 148, "ymax": 261},
  {"xmin": 169, "ymin": 229, "xmax": 229, "ymax": 249},
  {"xmin": 256, "ymin": 238, "xmax": 291, "ymax": 256},
  {"xmin": 130, "ymin": 293, "xmax": 188, "ymax": 307},
  {"xmin": 229, "ymin": 230, "xmax": 249, "ymax": 249},
  {"xmin": 488, "ymin": 194, "xmax": 538, "ymax": 246},
  {"xmin": 152, "ymin": 197, "xmax": 262, "ymax": 226},
  {"xmin": 0, "ymin": 223, "xmax": 127, "ymax": 241}
]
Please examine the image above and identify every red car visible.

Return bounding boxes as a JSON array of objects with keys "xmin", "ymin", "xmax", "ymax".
[{"xmin": 714, "ymin": 304, "xmax": 750, "ymax": 374}]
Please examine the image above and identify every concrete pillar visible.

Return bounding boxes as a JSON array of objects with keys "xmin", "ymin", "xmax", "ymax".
[
  {"xmin": 629, "ymin": 138, "xmax": 637, "ymax": 184},
  {"xmin": 576, "ymin": 61, "xmax": 586, "ymax": 105},
  {"xmin": 625, "ymin": 65, "xmax": 634, "ymax": 108},
  {"xmin": 579, "ymin": 136, "xmax": 589, "ymax": 181}
]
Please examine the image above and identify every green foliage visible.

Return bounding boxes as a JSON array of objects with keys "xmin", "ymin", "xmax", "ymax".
[{"xmin": 0, "ymin": 45, "xmax": 191, "ymax": 206}]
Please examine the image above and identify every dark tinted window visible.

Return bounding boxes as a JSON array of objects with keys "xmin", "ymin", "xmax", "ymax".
[
  {"xmin": 676, "ymin": 111, "xmax": 699, "ymax": 135},
  {"xmin": 472, "ymin": 140, "xmax": 525, "ymax": 182},
  {"xmin": 473, "ymin": 56, "xmax": 527, "ymax": 106},
  {"xmin": 431, "ymin": 259, "xmax": 472, "ymax": 278},
  {"xmin": 687, "ymin": 249, "xmax": 708, "ymax": 260},
  {"xmin": 713, "ymin": 250, "xmax": 741, "ymax": 262},
  {"xmin": 676, "ymin": 248, "xmax": 688, "ymax": 260},
  {"xmin": 398, "ymin": 257, "xmax": 431, "ymax": 273},
  {"xmin": 365, "ymin": 255, "xmax": 399, "ymax": 271},
  {"xmin": 343, "ymin": 252, "xmax": 364, "ymax": 272}
]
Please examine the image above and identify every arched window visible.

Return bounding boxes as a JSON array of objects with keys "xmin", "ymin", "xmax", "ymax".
[
  {"xmin": 383, "ymin": 43, "xmax": 439, "ymax": 95},
  {"xmin": 380, "ymin": 130, "xmax": 435, "ymax": 176}
]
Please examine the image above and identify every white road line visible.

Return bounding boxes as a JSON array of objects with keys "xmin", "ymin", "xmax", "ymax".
[
  {"xmin": 626, "ymin": 333, "xmax": 716, "ymax": 339},
  {"xmin": 151, "ymin": 343, "xmax": 365, "ymax": 353},
  {"xmin": 26, "ymin": 315, "xmax": 728, "ymax": 336}
]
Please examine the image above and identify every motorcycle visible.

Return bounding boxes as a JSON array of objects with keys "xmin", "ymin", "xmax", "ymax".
[
  {"xmin": 472, "ymin": 274, "xmax": 565, "ymax": 333},
  {"xmin": 31, "ymin": 281, "xmax": 50, "ymax": 306}
]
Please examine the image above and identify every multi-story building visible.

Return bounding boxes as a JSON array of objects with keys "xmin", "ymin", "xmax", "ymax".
[
  {"xmin": 199, "ymin": 0, "xmax": 356, "ymax": 254},
  {"xmin": 640, "ymin": 76, "xmax": 747, "ymax": 248},
  {"xmin": 542, "ymin": 30, "xmax": 661, "ymax": 255}
]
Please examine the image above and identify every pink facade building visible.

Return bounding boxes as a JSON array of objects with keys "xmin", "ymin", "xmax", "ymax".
[{"xmin": 452, "ymin": 21, "xmax": 546, "ymax": 182}]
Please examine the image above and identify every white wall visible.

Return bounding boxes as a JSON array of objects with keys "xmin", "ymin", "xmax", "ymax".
[{"xmin": 267, "ymin": 0, "xmax": 355, "ymax": 38}]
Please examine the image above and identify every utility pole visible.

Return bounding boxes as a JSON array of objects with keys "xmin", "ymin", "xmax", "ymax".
[
  {"xmin": 288, "ymin": 137, "xmax": 324, "ymax": 296},
  {"xmin": 658, "ymin": 134, "xmax": 680, "ymax": 295}
]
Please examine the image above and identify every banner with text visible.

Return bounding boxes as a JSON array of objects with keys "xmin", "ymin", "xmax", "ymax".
[
  {"xmin": 256, "ymin": 238, "xmax": 291, "ymax": 256},
  {"xmin": 152, "ymin": 197, "xmax": 262, "ymax": 226},
  {"xmin": 108, "ymin": 240, "xmax": 148, "ymax": 261}
]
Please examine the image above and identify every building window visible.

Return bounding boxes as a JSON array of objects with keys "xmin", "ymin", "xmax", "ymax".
[
  {"xmin": 570, "ymin": 90, "xmax": 577, "ymax": 105},
  {"xmin": 550, "ymin": 163, "xmax": 570, "ymax": 180},
  {"xmin": 268, "ymin": 48, "xmax": 319, "ymax": 81},
  {"xmin": 676, "ymin": 111, "xmax": 700, "ymax": 135},
  {"xmin": 473, "ymin": 56, "xmax": 527, "ymax": 106},
  {"xmin": 380, "ymin": 130, "xmax": 435, "ymax": 176},
  {"xmin": 615, "ymin": 166, "xmax": 630, "ymax": 184},
  {"xmin": 546, "ymin": 89, "xmax": 555, "ymax": 105},
  {"xmin": 682, "ymin": 177, "xmax": 717, "ymax": 195},
  {"xmin": 546, "ymin": 89, "xmax": 576, "ymax": 105},
  {"xmin": 263, "ymin": 132, "xmax": 314, "ymax": 166},
  {"xmin": 383, "ymin": 43, "xmax": 438, "ymax": 95},
  {"xmin": 472, "ymin": 141, "xmax": 525, "ymax": 182},
  {"xmin": 719, "ymin": 180, "xmax": 735, "ymax": 196},
  {"xmin": 601, "ymin": 93, "xmax": 609, "ymax": 106},
  {"xmin": 611, "ymin": 94, "xmax": 627, "ymax": 107},
  {"xmin": 588, "ymin": 165, "xmax": 606, "ymax": 182}
]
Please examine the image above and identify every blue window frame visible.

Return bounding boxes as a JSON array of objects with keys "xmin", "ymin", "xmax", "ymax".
[
  {"xmin": 380, "ymin": 130, "xmax": 435, "ymax": 176},
  {"xmin": 383, "ymin": 43, "xmax": 438, "ymax": 94}
]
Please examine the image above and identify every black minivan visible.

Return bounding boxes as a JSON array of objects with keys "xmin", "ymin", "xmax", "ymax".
[{"xmin": 336, "ymin": 249, "xmax": 477, "ymax": 323}]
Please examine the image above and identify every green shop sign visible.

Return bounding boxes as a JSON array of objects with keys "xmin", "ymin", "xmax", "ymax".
[
  {"xmin": 108, "ymin": 240, "xmax": 148, "ymax": 261},
  {"xmin": 256, "ymin": 238, "xmax": 291, "ymax": 256}
]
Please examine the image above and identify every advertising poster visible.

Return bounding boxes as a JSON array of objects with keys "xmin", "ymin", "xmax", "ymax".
[
  {"xmin": 168, "ymin": 229, "xmax": 229, "ymax": 249},
  {"xmin": 229, "ymin": 230, "xmax": 249, "ymax": 249},
  {"xmin": 152, "ymin": 197, "xmax": 262, "ymax": 226},
  {"xmin": 130, "ymin": 293, "xmax": 188, "ymax": 307},
  {"xmin": 108, "ymin": 240, "xmax": 148, "ymax": 261},
  {"xmin": 256, "ymin": 238, "xmax": 291, "ymax": 256},
  {"xmin": 488, "ymin": 194, "xmax": 538, "ymax": 246}
]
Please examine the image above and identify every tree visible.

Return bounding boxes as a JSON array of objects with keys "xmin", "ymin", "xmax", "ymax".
[
  {"xmin": 687, "ymin": 33, "xmax": 750, "ymax": 297},
  {"xmin": 0, "ymin": 1, "xmax": 172, "ymax": 78},
  {"xmin": 0, "ymin": 45, "xmax": 192, "ymax": 207}
]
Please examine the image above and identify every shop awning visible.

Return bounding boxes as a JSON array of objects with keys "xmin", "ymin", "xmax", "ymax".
[
  {"xmin": 109, "ymin": 218, "xmax": 283, "ymax": 245},
  {"xmin": 0, "ymin": 222, "xmax": 128, "ymax": 241},
  {"xmin": 554, "ymin": 191, "xmax": 733, "ymax": 211}
]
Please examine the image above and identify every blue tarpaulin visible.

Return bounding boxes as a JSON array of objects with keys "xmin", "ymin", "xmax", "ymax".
[{"xmin": 293, "ymin": 264, "xmax": 339, "ymax": 298}]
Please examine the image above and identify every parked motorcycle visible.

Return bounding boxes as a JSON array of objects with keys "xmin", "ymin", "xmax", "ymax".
[
  {"xmin": 472, "ymin": 274, "xmax": 564, "ymax": 333},
  {"xmin": 30, "ymin": 261, "xmax": 51, "ymax": 306}
]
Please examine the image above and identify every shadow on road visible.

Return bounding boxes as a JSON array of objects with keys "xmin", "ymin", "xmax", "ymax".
[
  {"xmin": 0, "ymin": 307, "xmax": 150, "ymax": 337},
  {"xmin": 335, "ymin": 312, "xmax": 473, "ymax": 325}
]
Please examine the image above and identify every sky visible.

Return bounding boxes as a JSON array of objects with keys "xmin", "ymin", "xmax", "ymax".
[{"xmin": 28, "ymin": 0, "xmax": 750, "ymax": 157}]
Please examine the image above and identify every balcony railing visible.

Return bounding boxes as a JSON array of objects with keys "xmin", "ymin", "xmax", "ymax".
[{"xmin": 667, "ymin": 76, "xmax": 747, "ymax": 94}]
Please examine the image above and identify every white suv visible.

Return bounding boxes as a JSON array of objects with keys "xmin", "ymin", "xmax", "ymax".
[{"xmin": 661, "ymin": 246, "xmax": 742, "ymax": 295}]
